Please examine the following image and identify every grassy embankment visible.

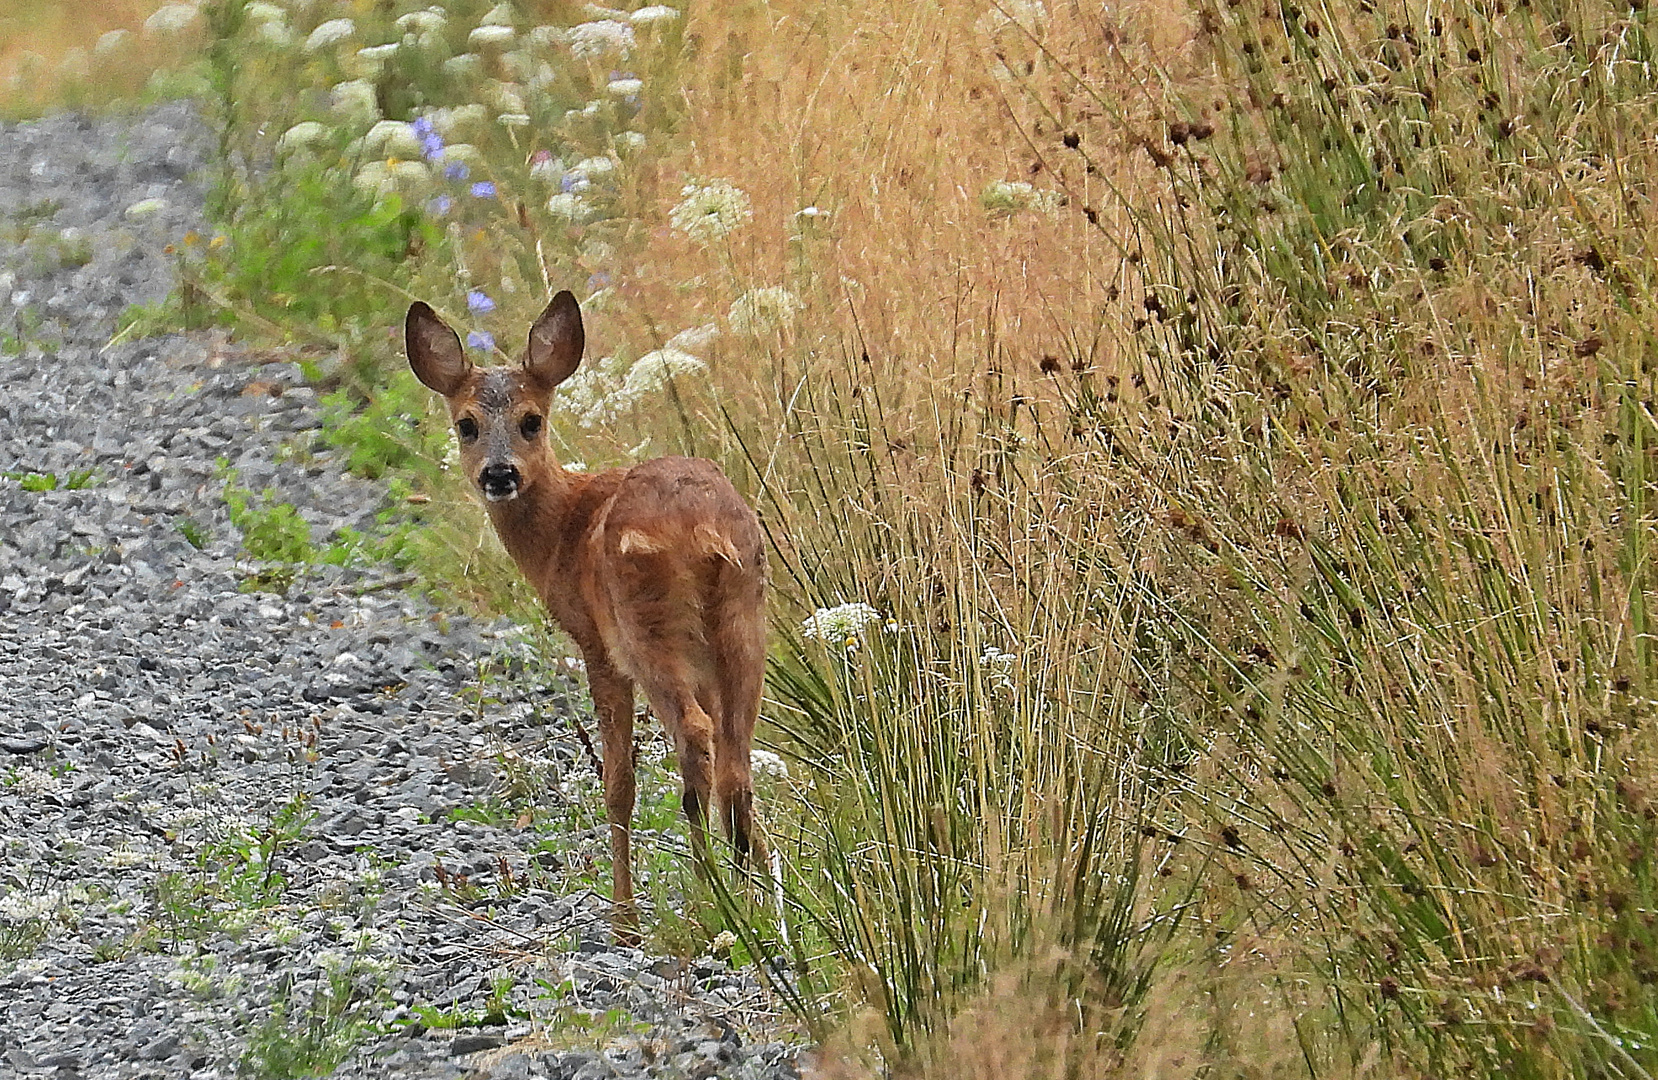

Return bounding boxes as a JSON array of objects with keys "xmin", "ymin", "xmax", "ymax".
[{"xmin": 7, "ymin": 0, "xmax": 1658, "ymax": 1074}]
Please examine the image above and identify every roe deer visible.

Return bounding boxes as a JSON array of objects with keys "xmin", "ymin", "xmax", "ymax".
[{"xmin": 405, "ymin": 291, "xmax": 768, "ymax": 941}]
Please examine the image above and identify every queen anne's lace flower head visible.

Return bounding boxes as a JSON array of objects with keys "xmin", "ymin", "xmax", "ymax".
[
  {"xmin": 143, "ymin": 3, "xmax": 201, "ymax": 34},
  {"xmin": 669, "ymin": 179, "xmax": 752, "ymax": 244},
  {"xmin": 470, "ymin": 24, "xmax": 515, "ymax": 47},
  {"xmin": 630, "ymin": 5, "xmax": 680, "ymax": 26},
  {"xmin": 623, "ymin": 348, "xmax": 707, "ymax": 398},
  {"xmin": 729, "ymin": 287, "xmax": 802, "ymax": 335},
  {"xmin": 330, "ymin": 78, "xmax": 380, "ymax": 124},
  {"xmin": 981, "ymin": 179, "xmax": 1062, "ymax": 216},
  {"xmin": 569, "ymin": 20, "xmax": 634, "ymax": 59},
  {"xmin": 277, "ymin": 121, "xmax": 329, "ymax": 153},
  {"xmin": 802, "ymin": 602, "xmax": 882, "ymax": 643},
  {"xmin": 304, "ymin": 17, "xmax": 357, "ymax": 52}
]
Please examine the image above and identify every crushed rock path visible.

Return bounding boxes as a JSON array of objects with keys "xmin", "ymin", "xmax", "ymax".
[{"xmin": 0, "ymin": 104, "xmax": 801, "ymax": 1080}]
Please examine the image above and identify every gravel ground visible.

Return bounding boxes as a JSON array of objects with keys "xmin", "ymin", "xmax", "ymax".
[{"xmin": 0, "ymin": 104, "xmax": 803, "ymax": 1080}]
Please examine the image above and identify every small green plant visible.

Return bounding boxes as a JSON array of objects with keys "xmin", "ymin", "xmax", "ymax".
[
  {"xmin": 4, "ymin": 468, "xmax": 94, "ymax": 491},
  {"xmin": 223, "ymin": 472, "xmax": 314, "ymax": 564},
  {"xmin": 21, "ymin": 227, "xmax": 93, "ymax": 275},
  {"xmin": 176, "ymin": 518, "xmax": 209, "ymax": 550},
  {"xmin": 207, "ymin": 795, "xmax": 312, "ymax": 907},
  {"xmin": 240, "ymin": 975, "xmax": 380, "ymax": 1080}
]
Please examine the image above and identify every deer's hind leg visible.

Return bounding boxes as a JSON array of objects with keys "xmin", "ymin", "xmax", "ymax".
[{"xmin": 709, "ymin": 578, "xmax": 768, "ymax": 872}]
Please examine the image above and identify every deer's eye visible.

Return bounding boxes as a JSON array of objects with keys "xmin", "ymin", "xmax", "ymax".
[
  {"xmin": 456, "ymin": 417, "xmax": 479, "ymax": 442},
  {"xmin": 519, "ymin": 414, "xmax": 543, "ymax": 439}
]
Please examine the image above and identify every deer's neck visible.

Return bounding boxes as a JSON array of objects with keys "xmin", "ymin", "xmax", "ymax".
[{"xmin": 484, "ymin": 468, "xmax": 619, "ymax": 644}]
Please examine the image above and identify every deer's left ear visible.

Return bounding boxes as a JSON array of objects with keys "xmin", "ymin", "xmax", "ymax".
[{"xmin": 524, "ymin": 291, "xmax": 584, "ymax": 392}]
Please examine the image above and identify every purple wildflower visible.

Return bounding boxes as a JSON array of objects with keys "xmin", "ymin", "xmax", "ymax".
[
  {"xmin": 466, "ymin": 331, "xmax": 496, "ymax": 352},
  {"xmin": 426, "ymin": 195, "xmax": 453, "ymax": 216},
  {"xmin": 470, "ymin": 181, "xmax": 497, "ymax": 199},
  {"xmin": 445, "ymin": 161, "xmax": 470, "ymax": 181},
  {"xmin": 467, "ymin": 290, "xmax": 495, "ymax": 313}
]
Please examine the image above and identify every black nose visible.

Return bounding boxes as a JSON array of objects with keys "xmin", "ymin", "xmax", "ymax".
[{"xmin": 478, "ymin": 463, "xmax": 520, "ymax": 500}]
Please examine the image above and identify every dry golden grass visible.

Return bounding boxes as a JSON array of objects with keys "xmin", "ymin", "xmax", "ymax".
[
  {"xmin": 596, "ymin": 0, "xmax": 1196, "ymax": 440},
  {"xmin": 0, "ymin": 0, "xmax": 193, "ymax": 116}
]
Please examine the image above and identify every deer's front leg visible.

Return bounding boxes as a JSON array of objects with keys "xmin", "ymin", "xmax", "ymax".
[{"xmin": 587, "ymin": 659, "xmax": 638, "ymax": 944}]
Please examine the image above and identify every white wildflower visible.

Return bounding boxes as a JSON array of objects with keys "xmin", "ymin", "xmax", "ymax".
[
  {"xmin": 8, "ymin": 766, "xmax": 64, "ymax": 799},
  {"xmin": 667, "ymin": 323, "xmax": 719, "ymax": 353},
  {"xmin": 104, "ymin": 848, "xmax": 149, "ymax": 868},
  {"xmin": 439, "ymin": 141, "xmax": 483, "ymax": 167},
  {"xmin": 980, "ymin": 645, "xmax": 1017, "ymax": 690},
  {"xmin": 566, "ymin": 100, "xmax": 604, "ymax": 123},
  {"xmin": 429, "ymin": 103, "xmax": 488, "ymax": 138},
  {"xmin": 124, "ymin": 197, "xmax": 167, "ymax": 219},
  {"xmin": 313, "ymin": 949, "xmax": 351, "ymax": 975},
  {"xmin": 244, "ymin": 2, "xmax": 286, "ymax": 24},
  {"xmin": 304, "ymin": 18, "xmax": 357, "ymax": 52},
  {"xmin": 330, "ymin": 78, "xmax": 380, "ymax": 124},
  {"xmin": 159, "ymin": 805, "xmax": 210, "ymax": 831},
  {"xmin": 614, "ymin": 130, "xmax": 645, "ymax": 154},
  {"xmin": 470, "ymin": 25, "xmax": 516, "ymax": 47},
  {"xmin": 751, "ymin": 749, "xmax": 789, "ymax": 781},
  {"xmin": 569, "ymin": 20, "xmax": 634, "ymax": 59},
  {"xmin": 525, "ymin": 25, "xmax": 566, "ymax": 49},
  {"xmin": 976, "ymin": 0, "xmax": 1047, "ymax": 37},
  {"xmin": 795, "ymin": 205, "xmax": 830, "ymax": 221},
  {"xmin": 58, "ymin": 48, "xmax": 89, "ymax": 80},
  {"xmin": 624, "ymin": 348, "xmax": 706, "ymax": 397},
  {"xmin": 489, "ymin": 81, "xmax": 526, "ymax": 113},
  {"xmin": 729, "ymin": 287, "xmax": 801, "ymax": 335},
  {"xmin": 529, "ymin": 154, "xmax": 563, "ymax": 182},
  {"xmin": 277, "ymin": 121, "xmax": 330, "ymax": 153},
  {"xmin": 607, "ymin": 76, "xmax": 643, "ymax": 96},
  {"xmin": 362, "ymin": 119, "xmax": 423, "ymax": 159},
  {"xmin": 574, "ymin": 155, "xmax": 616, "ymax": 178},
  {"xmin": 354, "ymin": 159, "xmax": 429, "ymax": 197},
  {"xmin": 255, "ymin": 20, "xmax": 293, "ymax": 45},
  {"xmin": 246, "ymin": 3, "xmax": 289, "ymax": 43},
  {"xmin": 981, "ymin": 179, "xmax": 1061, "ymax": 216},
  {"xmin": 0, "ymin": 887, "xmax": 65, "ymax": 923},
  {"xmin": 94, "ymin": 29, "xmax": 133, "ymax": 55},
  {"xmin": 669, "ymin": 178, "xmax": 751, "ymax": 244},
  {"xmin": 710, "ymin": 929, "xmax": 738, "ymax": 953},
  {"xmin": 395, "ymin": 9, "xmax": 447, "ymax": 34},
  {"xmin": 629, "ymin": 5, "xmax": 679, "ymax": 26},
  {"xmin": 546, "ymin": 192, "xmax": 590, "ymax": 221},
  {"xmin": 442, "ymin": 52, "xmax": 485, "ymax": 80},
  {"xmin": 802, "ymin": 602, "xmax": 881, "ymax": 643},
  {"xmin": 143, "ymin": 3, "xmax": 201, "ymax": 34}
]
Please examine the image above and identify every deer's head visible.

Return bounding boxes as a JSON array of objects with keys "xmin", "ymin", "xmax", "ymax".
[{"xmin": 405, "ymin": 291, "xmax": 585, "ymax": 503}]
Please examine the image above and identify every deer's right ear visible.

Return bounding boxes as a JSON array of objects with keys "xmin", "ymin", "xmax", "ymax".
[
  {"xmin": 406, "ymin": 302, "xmax": 471, "ymax": 397},
  {"xmin": 524, "ymin": 290, "xmax": 585, "ymax": 392}
]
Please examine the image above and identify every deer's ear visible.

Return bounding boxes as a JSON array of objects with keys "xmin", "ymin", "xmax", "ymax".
[
  {"xmin": 524, "ymin": 291, "xmax": 584, "ymax": 391},
  {"xmin": 406, "ymin": 302, "xmax": 472, "ymax": 397}
]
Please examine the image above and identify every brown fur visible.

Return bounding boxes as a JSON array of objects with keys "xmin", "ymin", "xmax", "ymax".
[{"xmin": 406, "ymin": 292, "xmax": 769, "ymax": 942}]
